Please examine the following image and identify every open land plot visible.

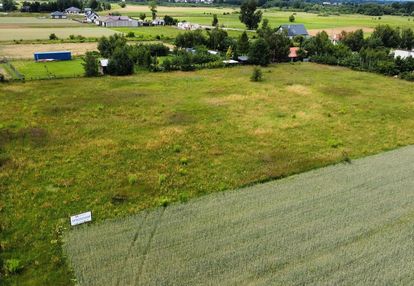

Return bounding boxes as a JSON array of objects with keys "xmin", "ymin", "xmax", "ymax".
[
  {"xmin": 1, "ymin": 63, "xmax": 414, "ymax": 285},
  {"xmin": 115, "ymin": 5, "xmax": 414, "ymax": 30},
  {"xmin": 112, "ymin": 26, "xmax": 253, "ymax": 41},
  {"xmin": 0, "ymin": 16, "xmax": 84, "ymax": 28},
  {"xmin": 12, "ymin": 58, "xmax": 84, "ymax": 79},
  {"xmin": 0, "ymin": 27, "xmax": 116, "ymax": 41},
  {"xmin": 65, "ymin": 145, "xmax": 414, "ymax": 286},
  {"xmin": 0, "ymin": 42, "xmax": 98, "ymax": 59}
]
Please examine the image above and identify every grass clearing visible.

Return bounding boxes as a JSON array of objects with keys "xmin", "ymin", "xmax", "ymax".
[
  {"xmin": 12, "ymin": 58, "xmax": 84, "ymax": 79},
  {"xmin": 65, "ymin": 145, "xmax": 414, "ymax": 285},
  {"xmin": 1, "ymin": 63, "xmax": 414, "ymax": 285}
]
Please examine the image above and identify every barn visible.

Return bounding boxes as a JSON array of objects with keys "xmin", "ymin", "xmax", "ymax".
[{"xmin": 34, "ymin": 51, "xmax": 72, "ymax": 61}]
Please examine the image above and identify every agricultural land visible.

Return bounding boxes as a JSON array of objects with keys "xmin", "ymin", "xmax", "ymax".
[{"xmin": 1, "ymin": 63, "xmax": 414, "ymax": 285}]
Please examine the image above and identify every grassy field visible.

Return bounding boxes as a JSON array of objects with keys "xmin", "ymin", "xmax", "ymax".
[
  {"xmin": 112, "ymin": 26, "xmax": 253, "ymax": 41},
  {"xmin": 0, "ymin": 16, "xmax": 83, "ymax": 28},
  {"xmin": 0, "ymin": 27, "xmax": 116, "ymax": 41},
  {"xmin": 1, "ymin": 63, "xmax": 414, "ymax": 285},
  {"xmin": 12, "ymin": 58, "xmax": 84, "ymax": 79},
  {"xmin": 115, "ymin": 5, "xmax": 414, "ymax": 30},
  {"xmin": 65, "ymin": 145, "xmax": 414, "ymax": 285}
]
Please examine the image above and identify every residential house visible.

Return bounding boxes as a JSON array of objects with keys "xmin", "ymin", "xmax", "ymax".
[
  {"xmin": 65, "ymin": 7, "xmax": 81, "ymax": 14},
  {"xmin": 85, "ymin": 10, "xmax": 99, "ymax": 23},
  {"xmin": 152, "ymin": 18, "xmax": 165, "ymax": 26},
  {"xmin": 97, "ymin": 16, "xmax": 139, "ymax": 27},
  {"xmin": 51, "ymin": 11, "xmax": 67, "ymax": 19},
  {"xmin": 277, "ymin": 24, "xmax": 309, "ymax": 39}
]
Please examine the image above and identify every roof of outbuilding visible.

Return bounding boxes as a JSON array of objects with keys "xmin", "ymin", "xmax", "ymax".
[
  {"xmin": 51, "ymin": 11, "xmax": 66, "ymax": 16},
  {"xmin": 65, "ymin": 6, "xmax": 81, "ymax": 11},
  {"xmin": 279, "ymin": 24, "xmax": 309, "ymax": 37}
]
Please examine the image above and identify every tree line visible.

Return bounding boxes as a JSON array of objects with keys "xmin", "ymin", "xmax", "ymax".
[{"xmin": 301, "ymin": 25, "xmax": 414, "ymax": 81}]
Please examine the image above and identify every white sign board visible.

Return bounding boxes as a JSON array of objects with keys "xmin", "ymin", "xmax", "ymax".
[{"xmin": 70, "ymin": 211, "xmax": 92, "ymax": 226}]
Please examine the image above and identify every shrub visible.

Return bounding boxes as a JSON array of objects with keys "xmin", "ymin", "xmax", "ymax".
[
  {"xmin": 119, "ymin": 2, "xmax": 126, "ymax": 8},
  {"xmin": 4, "ymin": 259, "xmax": 23, "ymax": 275},
  {"xmin": 107, "ymin": 45, "xmax": 134, "ymax": 76},
  {"xmin": 126, "ymin": 31, "xmax": 135, "ymax": 38},
  {"xmin": 250, "ymin": 67, "xmax": 263, "ymax": 82},
  {"xmin": 0, "ymin": 73, "xmax": 6, "ymax": 83},
  {"xmin": 82, "ymin": 52, "xmax": 99, "ymax": 77},
  {"xmin": 158, "ymin": 196, "xmax": 171, "ymax": 207},
  {"xmin": 49, "ymin": 33, "xmax": 58, "ymax": 40},
  {"xmin": 128, "ymin": 174, "xmax": 138, "ymax": 185}
]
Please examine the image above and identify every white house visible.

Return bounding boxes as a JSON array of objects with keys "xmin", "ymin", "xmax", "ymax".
[
  {"xmin": 177, "ymin": 22, "xmax": 200, "ymax": 30},
  {"xmin": 97, "ymin": 16, "xmax": 139, "ymax": 27},
  {"xmin": 392, "ymin": 49, "xmax": 414, "ymax": 59},
  {"xmin": 152, "ymin": 18, "xmax": 165, "ymax": 26}
]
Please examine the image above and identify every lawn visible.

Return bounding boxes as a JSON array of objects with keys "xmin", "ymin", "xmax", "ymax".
[
  {"xmin": 12, "ymin": 58, "xmax": 84, "ymax": 80},
  {"xmin": 65, "ymin": 145, "xmax": 414, "ymax": 285},
  {"xmin": 1, "ymin": 63, "xmax": 414, "ymax": 285}
]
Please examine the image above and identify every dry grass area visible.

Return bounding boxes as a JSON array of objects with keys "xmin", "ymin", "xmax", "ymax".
[
  {"xmin": 308, "ymin": 26, "xmax": 374, "ymax": 36},
  {"xmin": 0, "ymin": 42, "xmax": 98, "ymax": 59}
]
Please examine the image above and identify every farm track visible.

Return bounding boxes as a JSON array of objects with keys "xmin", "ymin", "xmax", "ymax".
[{"xmin": 65, "ymin": 145, "xmax": 414, "ymax": 286}]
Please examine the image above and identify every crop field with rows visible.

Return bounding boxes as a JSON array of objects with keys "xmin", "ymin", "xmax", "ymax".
[{"xmin": 65, "ymin": 145, "xmax": 414, "ymax": 285}]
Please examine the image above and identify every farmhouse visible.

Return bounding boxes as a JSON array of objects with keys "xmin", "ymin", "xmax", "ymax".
[
  {"xmin": 277, "ymin": 24, "xmax": 309, "ymax": 39},
  {"xmin": 65, "ymin": 7, "xmax": 81, "ymax": 14},
  {"xmin": 34, "ymin": 51, "xmax": 72, "ymax": 61},
  {"xmin": 85, "ymin": 10, "xmax": 99, "ymax": 23},
  {"xmin": 97, "ymin": 16, "xmax": 139, "ymax": 27},
  {"xmin": 50, "ymin": 11, "xmax": 67, "ymax": 19},
  {"xmin": 152, "ymin": 18, "xmax": 165, "ymax": 26},
  {"xmin": 392, "ymin": 49, "xmax": 414, "ymax": 59},
  {"xmin": 177, "ymin": 22, "xmax": 201, "ymax": 30}
]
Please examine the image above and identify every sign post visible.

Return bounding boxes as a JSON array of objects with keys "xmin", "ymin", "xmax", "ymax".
[{"xmin": 70, "ymin": 211, "xmax": 92, "ymax": 226}]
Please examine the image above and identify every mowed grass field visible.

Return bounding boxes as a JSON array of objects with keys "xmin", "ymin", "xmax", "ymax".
[
  {"xmin": 1, "ymin": 63, "xmax": 414, "ymax": 285},
  {"xmin": 115, "ymin": 5, "xmax": 414, "ymax": 30},
  {"xmin": 65, "ymin": 145, "xmax": 414, "ymax": 285},
  {"xmin": 12, "ymin": 58, "xmax": 84, "ymax": 79}
]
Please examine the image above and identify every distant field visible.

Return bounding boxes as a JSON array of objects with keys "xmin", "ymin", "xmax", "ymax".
[
  {"xmin": 66, "ymin": 145, "xmax": 414, "ymax": 285},
  {"xmin": 115, "ymin": 5, "xmax": 414, "ymax": 30},
  {"xmin": 0, "ymin": 16, "xmax": 83, "ymax": 28},
  {"xmin": 12, "ymin": 58, "xmax": 84, "ymax": 79},
  {"xmin": 0, "ymin": 27, "xmax": 116, "ymax": 41},
  {"xmin": 1, "ymin": 63, "xmax": 414, "ymax": 285},
  {"xmin": 112, "ymin": 26, "xmax": 252, "ymax": 41},
  {"xmin": 0, "ymin": 42, "xmax": 98, "ymax": 59}
]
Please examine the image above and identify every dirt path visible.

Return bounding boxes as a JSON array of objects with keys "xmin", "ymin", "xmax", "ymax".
[{"xmin": 66, "ymin": 145, "xmax": 414, "ymax": 286}]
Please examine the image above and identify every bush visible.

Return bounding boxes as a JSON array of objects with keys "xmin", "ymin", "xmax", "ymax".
[
  {"xmin": 4, "ymin": 259, "xmax": 23, "ymax": 275},
  {"xmin": 126, "ymin": 31, "xmax": 135, "ymax": 38},
  {"xmin": 250, "ymin": 67, "xmax": 263, "ymax": 82},
  {"xmin": 82, "ymin": 52, "xmax": 99, "ymax": 77},
  {"xmin": 119, "ymin": 2, "xmax": 126, "ymax": 8},
  {"xmin": 128, "ymin": 174, "xmax": 138, "ymax": 185},
  {"xmin": 107, "ymin": 45, "xmax": 134, "ymax": 76},
  {"xmin": 0, "ymin": 73, "xmax": 6, "ymax": 83},
  {"xmin": 49, "ymin": 33, "xmax": 58, "ymax": 40}
]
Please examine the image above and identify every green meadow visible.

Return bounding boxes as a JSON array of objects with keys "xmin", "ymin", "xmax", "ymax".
[
  {"xmin": 12, "ymin": 58, "xmax": 84, "ymax": 80},
  {"xmin": 1, "ymin": 63, "xmax": 414, "ymax": 285}
]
